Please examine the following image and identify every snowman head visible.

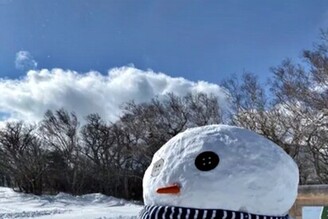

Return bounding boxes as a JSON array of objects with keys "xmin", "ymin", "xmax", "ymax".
[{"xmin": 142, "ymin": 125, "xmax": 299, "ymax": 216}]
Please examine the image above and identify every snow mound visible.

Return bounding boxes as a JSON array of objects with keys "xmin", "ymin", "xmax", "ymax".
[{"xmin": 0, "ymin": 187, "xmax": 142, "ymax": 218}]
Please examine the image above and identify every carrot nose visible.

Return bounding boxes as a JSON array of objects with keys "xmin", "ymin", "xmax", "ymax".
[{"xmin": 156, "ymin": 184, "xmax": 181, "ymax": 194}]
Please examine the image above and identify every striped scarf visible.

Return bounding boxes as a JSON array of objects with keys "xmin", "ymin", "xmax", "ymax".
[{"xmin": 139, "ymin": 205, "xmax": 289, "ymax": 219}]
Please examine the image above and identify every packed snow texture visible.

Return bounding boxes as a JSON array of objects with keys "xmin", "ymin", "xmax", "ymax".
[
  {"xmin": 0, "ymin": 187, "xmax": 142, "ymax": 218},
  {"xmin": 143, "ymin": 125, "xmax": 299, "ymax": 216}
]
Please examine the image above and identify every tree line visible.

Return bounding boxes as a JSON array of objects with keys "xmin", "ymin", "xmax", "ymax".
[
  {"xmin": 0, "ymin": 30, "xmax": 328, "ymax": 200},
  {"xmin": 0, "ymin": 93, "xmax": 222, "ymax": 199}
]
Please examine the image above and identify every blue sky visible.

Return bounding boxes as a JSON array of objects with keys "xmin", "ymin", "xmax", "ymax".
[
  {"xmin": 0, "ymin": 1, "xmax": 328, "ymax": 124},
  {"xmin": 1, "ymin": 0, "xmax": 327, "ymax": 83}
]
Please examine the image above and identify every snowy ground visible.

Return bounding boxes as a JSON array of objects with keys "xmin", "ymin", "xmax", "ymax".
[
  {"xmin": 302, "ymin": 206, "xmax": 323, "ymax": 219},
  {"xmin": 0, "ymin": 186, "xmax": 325, "ymax": 219},
  {"xmin": 0, "ymin": 187, "xmax": 142, "ymax": 219}
]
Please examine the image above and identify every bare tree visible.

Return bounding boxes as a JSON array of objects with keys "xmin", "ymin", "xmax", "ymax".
[
  {"xmin": 81, "ymin": 114, "xmax": 117, "ymax": 195},
  {"xmin": 0, "ymin": 122, "xmax": 46, "ymax": 194},
  {"xmin": 222, "ymin": 71, "xmax": 314, "ymax": 184},
  {"xmin": 39, "ymin": 109, "xmax": 84, "ymax": 194},
  {"xmin": 222, "ymin": 30, "xmax": 328, "ymax": 184},
  {"xmin": 121, "ymin": 92, "xmax": 222, "ymax": 163}
]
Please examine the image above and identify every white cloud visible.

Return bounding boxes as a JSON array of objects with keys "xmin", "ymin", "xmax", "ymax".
[
  {"xmin": 0, "ymin": 66, "xmax": 229, "ymax": 124},
  {"xmin": 15, "ymin": 51, "xmax": 38, "ymax": 71}
]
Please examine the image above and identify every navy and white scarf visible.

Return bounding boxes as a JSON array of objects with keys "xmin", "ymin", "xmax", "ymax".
[{"xmin": 139, "ymin": 205, "xmax": 289, "ymax": 219}]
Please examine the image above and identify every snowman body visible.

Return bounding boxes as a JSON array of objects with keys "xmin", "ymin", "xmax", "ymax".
[{"xmin": 141, "ymin": 125, "xmax": 299, "ymax": 218}]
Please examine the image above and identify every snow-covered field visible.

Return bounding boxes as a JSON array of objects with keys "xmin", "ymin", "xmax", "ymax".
[
  {"xmin": 0, "ymin": 187, "xmax": 142, "ymax": 219},
  {"xmin": 0, "ymin": 186, "xmax": 325, "ymax": 219}
]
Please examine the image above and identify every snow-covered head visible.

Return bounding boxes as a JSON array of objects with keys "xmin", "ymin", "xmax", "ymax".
[{"xmin": 143, "ymin": 125, "xmax": 299, "ymax": 216}]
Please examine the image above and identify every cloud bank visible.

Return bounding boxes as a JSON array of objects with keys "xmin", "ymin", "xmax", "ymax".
[
  {"xmin": 15, "ymin": 51, "xmax": 38, "ymax": 71},
  {"xmin": 0, "ymin": 66, "xmax": 228, "ymax": 124}
]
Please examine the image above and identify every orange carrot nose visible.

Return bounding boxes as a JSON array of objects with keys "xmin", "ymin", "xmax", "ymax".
[{"xmin": 156, "ymin": 184, "xmax": 181, "ymax": 194}]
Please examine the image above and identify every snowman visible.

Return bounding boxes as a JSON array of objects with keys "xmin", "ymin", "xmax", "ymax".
[{"xmin": 139, "ymin": 125, "xmax": 299, "ymax": 219}]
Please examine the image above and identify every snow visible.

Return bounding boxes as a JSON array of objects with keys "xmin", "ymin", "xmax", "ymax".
[
  {"xmin": 302, "ymin": 206, "xmax": 323, "ymax": 219},
  {"xmin": 143, "ymin": 125, "xmax": 299, "ymax": 216},
  {"xmin": 0, "ymin": 187, "xmax": 142, "ymax": 218}
]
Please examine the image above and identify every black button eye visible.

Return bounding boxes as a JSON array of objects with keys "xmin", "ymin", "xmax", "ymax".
[{"xmin": 195, "ymin": 151, "xmax": 219, "ymax": 171}]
